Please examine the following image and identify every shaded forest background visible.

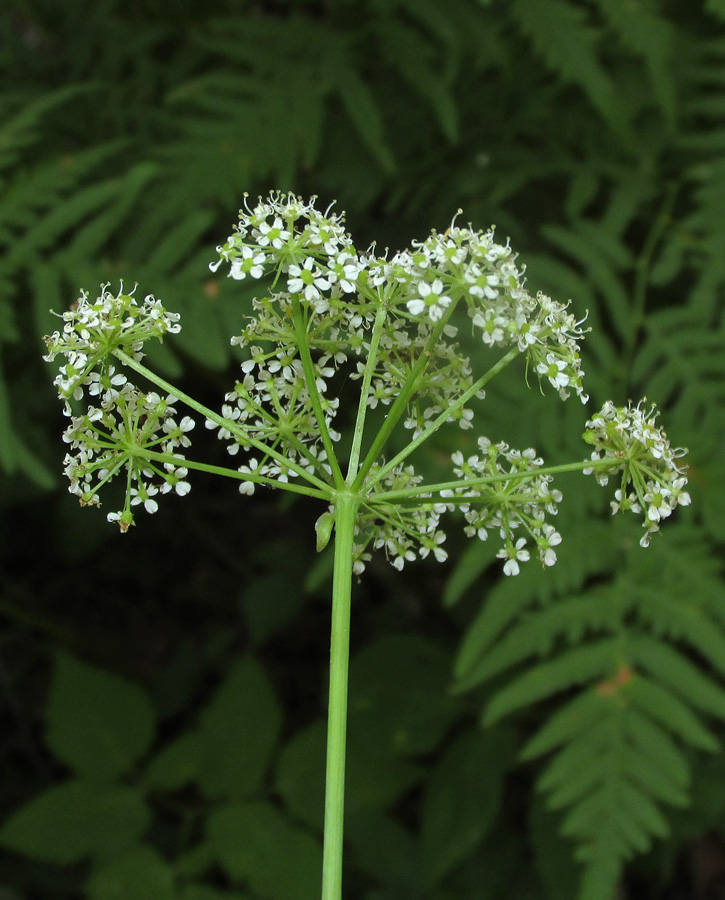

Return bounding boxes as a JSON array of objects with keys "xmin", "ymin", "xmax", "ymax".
[{"xmin": 1, "ymin": 1, "xmax": 725, "ymax": 899}]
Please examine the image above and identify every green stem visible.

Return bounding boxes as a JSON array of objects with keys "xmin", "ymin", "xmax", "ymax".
[
  {"xmin": 351, "ymin": 302, "xmax": 459, "ymax": 492},
  {"xmin": 378, "ymin": 456, "xmax": 619, "ymax": 502},
  {"xmin": 113, "ymin": 349, "xmax": 331, "ymax": 493},
  {"xmin": 364, "ymin": 346, "xmax": 521, "ymax": 492},
  {"xmin": 291, "ymin": 299, "xmax": 346, "ymax": 489},
  {"xmin": 321, "ymin": 491, "xmax": 358, "ymax": 900},
  {"xmin": 347, "ymin": 303, "xmax": 388, "ymax": 481},
  {"xmin": 129, "ymin": 447, "xmax": 331, "ymax": 501}
]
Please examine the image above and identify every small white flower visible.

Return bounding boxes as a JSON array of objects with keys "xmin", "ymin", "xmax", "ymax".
[
  {"xmin": 287, "ymin": 257, "xmax": 331, "ymax": 302},
  {"xmin": 230, "ymin": 246, "xmax": 266, "ymax": 280},
  {"xmin": 256, "ymin": 217, "xmax": 291, "ymax": 249},
  {"xmin": 497, "ymin": 538, "xmax": 530, "ymax": 576},
  {"xmin": 406, "ymin": 278, "xmax": 451, "ymax": 322}
]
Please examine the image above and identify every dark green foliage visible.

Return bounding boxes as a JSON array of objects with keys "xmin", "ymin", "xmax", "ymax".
[
  {"xmin": 1, "ymin": 639, "xmax": 499, "ymax": 899},
  {"xmin": 3, "ymin": 1, "xmax": 725, "ymax": 899}
]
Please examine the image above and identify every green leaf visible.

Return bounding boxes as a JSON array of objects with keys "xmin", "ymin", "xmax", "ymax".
[
  {"xmin": 86, "ymin": 846, "xmax": 174, "ymax": 900},
  {"xmin": 707, "ymin": 0, "xmax": 725, "ymax": 21},
  {"xmin": 65, "ymin": 162, "xmax": 160, "ymax": 260},
  {"xmin": 315, "ymin": 511, "xmax": 334, "ymax": 552},
  {"xmin": 174, "ymin": 842, "xmax": 215, "ymax": 880},
  {"xmin": 577, "ymin": 853, "xmax": 622, "ymax": 900},
  {"xmin": 240, "ymin": 565, "xmax": 308, "ymax": 645},
  {"xmin": 274, "ymin": 718, "xmax": 425, "ymax": 831},
  {"xmin": 623, "ymin": 709, "xmax": 690, "ymax": 795},
  {"xmin": 592, "ymin": 0, "xmax": 677, "ymax": 129},
  {"xmin": 143, "ymin": 209, "xmax": 215, "ymax": 276},
  {"xmin": 197, "ymin": 656, "xmax": 282, "ymax": 799},
  {"xmin": 274, "ymin": 721, "xmax": 326, "ymax": 830},
  {"xmin": 0, "ymin": 779, "xmax": 149, "ymax": 864},
  {"xmin": 345, "ymin": 810, "xmax": 422, "ymax": 894},
  {"xmin": 346, "ymin": 740, "xmax": 426, "ymax": 816},
  {"xmin": 0, "ymin": 354, "xmax": 15, "ymax": 473},
  {"xmin": 521, "ymin": 689, "xmax": 609, "ymax": 760},
  {"xmin": 143, "ymin": 730, "xmax": 200, "ymax": 792},
  {"xmin": 458, "ymin": 594, "xmax": 621, "ymax": 691},
  {"xmin": 207, "ymin": 801, "xmax": 320, "ymax": 900},
  {"xmin": 347, "ymin": 634, "xmax": 461, "ymax": 757},
  {"xmin": 179, "ymin": 887, "xmax": 249, "ymax": 900},
  {"xmin": 46, "ymin": 652, "xmax": 156, "ymax": 781},
  {"xmin": 511, "ymin": 0, "xmax": 631, "ymax": 141},
  {"xmin": 420, "ymin": 728, "xmax": 515, "ymax": 884},
  {"xmin": 630, "ymin": 634, "xmax": 725, "ymax": 719},
  {"xmin": 538, "ymin": 718, "xmax": 618, "ymax": 805}
]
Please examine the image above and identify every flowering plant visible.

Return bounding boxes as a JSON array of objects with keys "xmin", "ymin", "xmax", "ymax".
[{"xmin": 43, "ymin": 193, "xmax": 690, "ymax": 899}]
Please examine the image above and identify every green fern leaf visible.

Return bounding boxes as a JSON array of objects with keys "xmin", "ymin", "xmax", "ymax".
[
  {"xmin": 540, "ymin": 221, "xmax": 633, "ymax": 347},
  {"xmin": 483, "ymin": 638, "xmax": 620, "ymax": 725},
  {"xmin": 521, "ymin": 690, "xmax": 608, "ymax": 760},
  {"xmin": 631, "ymin": 635, "xmax": 725, "ymax": 720},
  {"xmin": 7, "ymin": 177, "xmax": 122, "ymax": 265},
  {"xmin": 510, "ymin": 0, "xmax": 629, "ymax": 138},
  {"xmin": 457, "ymin": 591, "xmax": 621, "ymax": 691},
  {"xmin": 628, "ymin": 676, "xmax": 719, "ymax": 751},
  {"xmin": 377, "ymin": 20, "xmax": 459, "ymax": 143},
  {"xmin": 331, "ymin": 64, "xmax": 396, "ymax": 175},
  {"xmin": 65, "ymin": 162, "xmax": 159, "ymax": 260},
  {"xmin": 624, "ymin": 708, "xmax": 690, "ymax": 794},
  {"xmin": 144, "ymin": 210, "xmax": 216, "ymax": 276},
  {"xmin": 592, "ymin": 0, "xmax": 677, "ymax": 129}
]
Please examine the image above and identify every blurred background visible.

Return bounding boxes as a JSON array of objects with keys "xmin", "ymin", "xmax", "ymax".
[{"xmin": 1, "ymin": 1, "xmax": 725, "ymax": 899}]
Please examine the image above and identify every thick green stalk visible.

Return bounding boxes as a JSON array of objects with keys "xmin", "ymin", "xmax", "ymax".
[{"xmin": 321, "ymin": 491, "xmax": 359, "ymax": 900}]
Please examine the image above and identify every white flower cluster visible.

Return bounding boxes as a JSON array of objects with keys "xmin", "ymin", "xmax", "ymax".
[
  {"xmin": 47, "ymin": 196, "xmax": 688, "ymax": 574},
  {"xmin": 382, "ymin": 222, "xmax": 589, "ymax": 402},
  {"xmin": 43, "ymin": 285, "xmax": 192, "ymax": 529},
  {"xmin": 583, "ymin": 401, "xmax": 691, "ymax": 547},
  {"xmin": 206, "ymin": 193, "xmax": 593, "ymax": 573},
  {"xmin": 61, "ymin": 385, "xmax": 193, "ymax": 531},
  {"xmin": 206, "ymin": 355, "xmax": 338, "ymax": 495},
  {"xmin": 443, "ymin": 438, "xmax": 564, "ymax": 575},
  {"xmin": 43, "ymin": 285, "xmax": 180, "ymax": 409},
  {"xmin": 211, "ymin": 192, "xmax": 364, "ymax": 317}
]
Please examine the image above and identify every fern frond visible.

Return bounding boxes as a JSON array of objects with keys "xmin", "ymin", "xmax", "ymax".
[
  {"xmin": 522, "ymin": 675, "xmax": 699, "ymax": 900},
  {"xmin": 458, "ymin": 520, "xmax": 725, "ymax": 897},
  {"xmin": 631, "ymin": 634, "xmax": 725, "ymax": 720},
  {"xmin": 631, "ymin": 305, "xmax": 725, "ymax": 429},
  {"xmin": 375, "ymin": 20, "xmax": 459, "ymax": 143},
  {"xmin": 0, "ymin": 143, "xmax": 124, "ymax": 247},
  {"xmin": 539, "ymin": 220, "xmax": 633, "ymax": 347},
  {"xmin": 483, "ymin": 638, "xmax": 620, "ymax": 725},
  {"xmin": 453, "ymin": 520, "xmax": 619, "ymax": 690},
  {"xmin": 0, "ymin": 85, "xmax": 99, "ymax": 170},
  {"xmin": 457, "ymin": 590, "xmax": 621, "ymax": 692},
  {"xmin": 510, "ymin": 0, "xmax": 628, "ymax": 137},
  {"xmin": 591, "ymin": 0, "xmax": 678, "ymax": 129}
]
